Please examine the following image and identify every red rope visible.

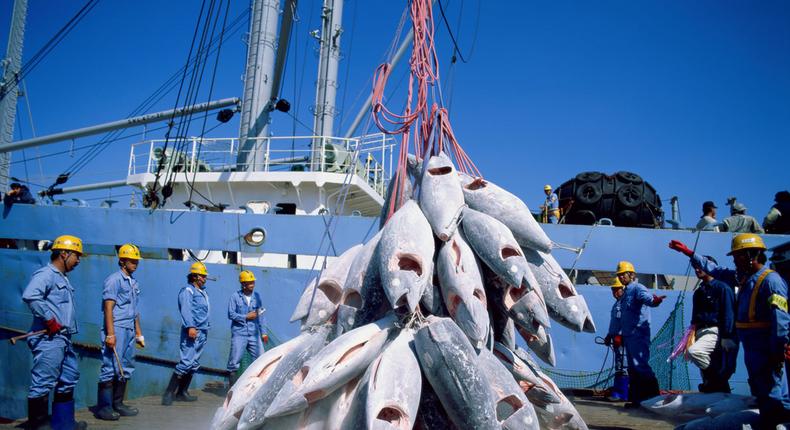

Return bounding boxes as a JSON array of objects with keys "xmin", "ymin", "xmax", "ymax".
[{"xmin": 373, "ymin": 0, "xmax": 481, "ymax": 221}]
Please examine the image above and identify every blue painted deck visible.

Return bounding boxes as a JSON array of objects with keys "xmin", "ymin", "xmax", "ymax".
[{"xmin": 0, "ymin": 204, "xmax": 787, "ymax": 419}]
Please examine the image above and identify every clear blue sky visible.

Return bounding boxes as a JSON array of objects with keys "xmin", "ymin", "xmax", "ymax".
[{"xmin": 1, "ymin": 0, "xmax": 788, "ymax": 226}]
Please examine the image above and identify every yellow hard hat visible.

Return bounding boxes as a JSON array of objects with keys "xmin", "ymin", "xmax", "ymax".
[
  {"xmin": 118, "ymin": 244, "xmax": 141, "ymax": 260},
  {"xmin": 239, "ymin": 270, "xmax": 256, "ymax": 283},
  {"xmin": 544, "ymin": 184, "xmax": 552, "ymax": 191},
  {"xmin": 611, "ymin": 278, "xmax": 624, "ymax": 288},
  {"xmin": 52, "ymin": 235, "xmax": 83, "ymax": 254},
  {"xmin": 190, "ymin": 262, "xmax": 208, "ymax": 276},
  {"xmin": 728, "ymin": 233, "xmax": 766, "ymax": 256},
  {"xmin": 615, "ymin": 261, "xmax": 635, "ymax": 274}
]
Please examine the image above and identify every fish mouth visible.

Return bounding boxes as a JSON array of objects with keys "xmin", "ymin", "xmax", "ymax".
[
  {"xmin": 557, "ymin": 282, "xmax": 576, "ymax": 299},
  {"xmin": 342, "ymin": 291, "xmax": 362, "ymax": 308},
  {"xmin": 496, "ymin": 394, "xmax": 524, "ymax": 422},
  {"xmin": 428, "ymin": 166, "xmax": 453, "ymax": 176},
  {"xmin": 463, "ymin": 177, "xmax": 487, "ymax": 190},
  {"xmin": 500, "ymin": 246, "xmax": 522, "ymax": 260},
  {"xmin": 375, "ymin": 405, "xmax": 409, "ymax": 429},
  {"xmin": 396, "ymin": 253, "xmax": 423, "ymax": 276},
  {"xmin": 318, "ymin": 281, "xmax": 343, "ymax": 304}
]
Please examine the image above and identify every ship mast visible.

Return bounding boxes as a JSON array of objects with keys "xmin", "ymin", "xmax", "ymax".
[
  {"xmin": 0, "ymin": 0, "xmax": 28, "ymax": 192},
  {"xmin": 310, "ymin": 0, "xmax": 343, "ymax": 170}
]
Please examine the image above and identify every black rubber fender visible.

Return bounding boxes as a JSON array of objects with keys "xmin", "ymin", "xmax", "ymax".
[
  {"xmin": 616, "ymin": 184, "xmax": 643, "ymax": 208},
  {"xmin": 576, "ymin": 182, "xmax": 603, "ymax": 205}
]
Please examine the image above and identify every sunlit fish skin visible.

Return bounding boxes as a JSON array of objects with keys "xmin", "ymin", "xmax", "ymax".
[
  {"xmin": 348, "ymin": 329, "xmax": 421, "ymax": 430},
  {"xmin": 675, "ymin": 410, "xmax": 760, "ymax": 430},
  {"xmin": 327, "ymin": 377, "xmax": 363, "ymax": 430},
  {"xmin": 491, "ymin": 342, "xmax": 561, "ymax": 408},
  {"xmin": 641, "ymin": 392, "xmax": 757, "ymax": 421},
  {"xmin": 486, "ymin": 272, "xmax": 550, "ymax": 343},
  {"xmin": 523, "ymin": 248, "xmax": 596, "ymax": 333},
  {"xmin": 413, "ymin": 374, "xmax": 458, "ymax": 430},
  {"xmin": 291, "ymin": 244, "xmax": 364, "ymax": 328},
  {"xmin": 380, "ymin": 173, "xmax": 414, "ymax": 230},
  {"xmin": 265, "ymin": 315, "xmax": 396, "ymax": 419},
  {"xmin": 418, "ymin": 152, "xmax": 465, "ymax": 241},
  {"xmin": 517, "ymin": 324, "xmax": 556, "ymax": 367},
  {"xmin": 235, "ymin": 327, "xmax": 331, "ymax": 430},
  {"xmin": 458, "ymin": 173, "xmax": 552, "ymax": 253},
  {"xmin": 413, "ymin": 317, "xmax": 499, "ymax": 430},
  {"xmin": 342, "ymin": 232, "xmax": 387, "ymax": 327},
  {"xmin": 461, "ymin": 207, "xmax": 536, "ymax": 290},
  {"xmin": 437, "ymin": 232, "xmax": 490, "ymax": 348},
  {"xmin": 477, "ymin": 348, "xmax": 540, "ymax": 429},
  {"xmin": 420, "ymin": 279, "xmax": 448, "ymax": 317},
  {"xmin": 377, "ymin": 200, "xmax": 435, "ymax": 312},
  {"xmin": 261, "ymin": 387, "xmax": 340, "ymax": 430}
]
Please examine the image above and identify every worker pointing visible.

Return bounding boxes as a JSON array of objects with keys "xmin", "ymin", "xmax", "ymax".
[
  {"xmin": 162, "ymin": 261, "xmax": 211, "ymax": 406},
  {"xmin": 96, "ymin": 244, "xmax": 144, "ymax": 421},
  {"xmin": 670, "ymin": 234, "xmax": 790, "ymax": 427},
  {"xmin": 615, "ymin": 260, "xmax": 665, "ymax": 408},
  {"xmin": 226, "ymin": 270, "xmax": 268, "ymax": 389},
  {"xmin": 22, "ymin": 235, "xmax": 87, "ymax": 430}
]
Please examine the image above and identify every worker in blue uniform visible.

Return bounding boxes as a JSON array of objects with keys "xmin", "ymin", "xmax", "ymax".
[
  {"xmin": 22, "ymin": 234, "xmax": 87, "ymax": 430},
  {"xmin": 614, "ymin": 261, "xmax": 666, "ymax": 408},
  {"xmin": 604, "ymin": 277, "xmax": 628, "ymax": 401},
  {"xmin": 686, "ymin": 255, "xmax": 737, "ymax": 393},
  {"xmin": 162, "ymin": 261, "xmax": 210, "ymax": 406},
  {"xmin": 95, "ymin": 244, "xmax": 145, "ymax": 421},
  {"xmin": 226, "ymin": 270, "xmax": 268, "ymax": 388},
  {"xmin": 540, "ymin": 184, "xmax": 559, "ymax": 223},
  {"xmin": 671, "ymin": 234, "xmax": 790, "ymax": 426}
]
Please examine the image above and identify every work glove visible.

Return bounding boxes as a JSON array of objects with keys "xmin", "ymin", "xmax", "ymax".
[
  {"xmin": 668, "ymin": 240, "xmax": 694, "ymax": 257},
  {"xmin": 785, "ymin": 344, "xmax": 790, "ymax": 362},
  {"xmin": 721, "ymin": 338, "xmax": 737, "ymax": 352},
  {"xmin": 135, "ymin": 335, "xmax": 145, "ymax": 348},
  {"xmin": 603, "ymin": 334, "xmax": 612, "ymax": 346},
  {"xmin": 105, "ymin": 334, "xmax": 116, "ymax": 348},
  {"xmin": 613, "ymin": 335, "xmax": 623, "ymax": 348},
  {"xmin": 188, "ymin": 327, "xmax": 197, "ymax": 340},
  {"xmin": 246, "ymin": 311, "xmax": 257, "ymax": 321},
  {"xmin": 262, "ymin": 334, "xmax": 269, "ymax": 344},
  {"xmin": 45, "ymin": 318, "xmax": 62, "ymax": 336},
  {"xmin": 652, "ymin": 294, "xmax": 667, "ymax": 306}
]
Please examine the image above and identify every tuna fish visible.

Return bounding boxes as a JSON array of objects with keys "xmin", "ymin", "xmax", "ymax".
[
  {"xmin": 347, "ymin": 329, "xmax": 422, "ymax": 429},
  {"xmin": 265, "ymin": 315, "xmax": 396, "ymax": 418},
  {"xmin": 291, "ymin": 244, "xmax": 364, "ymax": 328},
  {"xmin": 413, "ymin": 374, "xmax": 457, "ymax": 430},
  {"xmin": 261, "ymin": 388, "xmax": 340, "ymax": 430},
  {"xmin": 485, "ymin": 270, "xmax": 551, "ymax": 339},
  {"xmin": 436, "ymin": 232, "xmax": 490, "ymax": 348},
  {"xmin": 380, "ymin": 172, "xmax": 414, "ymax": 229},
  {"xmin": 675, "ymin": 410, "xmax": 760, "ymax": 430},
  {"xmin": 418, "ymin": 152, "xmax": 465, "ymax": 241},
  {"xmin": 459, "ymin": 173, "xmax": 552, "ymax": 253},
  {"xmin": 413, "ymin": 317, "xmax": 499, "ymax": 429},
  {"xmin": 492, "ymin": 342, "xmax": 561, "ymax": 407},
  {"xmin": 341, "ymin": 232, "xmax": 388, "ymax": 327},
  {"xmin": 327, "ymin": 377, "xmax": 363, "ymax": 430},
  {"xmin": 462, "ymin": 207, "xmax": 537, "ymax": 290},
  {"xmin": 523, "ymin": 248, "xmax": 596, "ymax": 333},
  {"xmin": 640, "ymin": 392, "xmax": 757, "ymax": 421},
  {"xmin": 517, "ymin": 325, "xmax": 556, "ymax": 367},
  {"xmin": 235, "ymin": 327, "xmax": 331, "ymax": 430},
  {"xmin": 378, "ymin": 200, "xmax": 435, "ymax": 312},
  {"xmin": 477, "ymin": 348, "xmax": 540, "ymax": 429}
]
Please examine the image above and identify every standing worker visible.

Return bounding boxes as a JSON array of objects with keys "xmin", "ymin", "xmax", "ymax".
[
  {"xmin": 162, "ymin": 262, "xmax": 211, "ymax": 406},
  {"xmin": 604, "ymin": 278, "xmax": 628, "ymax": 401},
  {"xmin": 226, "ymin": 270, "xmax": 268, "ymax": 388},
  {"xmin": 686, "ymin": 256, "xmax": 737, "ymax": 393},
  {"xmin": 95, "ymin": 244, "xmax": 145, "ymax": 421},
  {"xmin": 22, "ymin": 235, "xmax": 87, "ymax": 430},
  {"xmin": 615, "ymin": 261, "xmax": 665, "ymax": 408},
  {"xmin": 764, "ymin": 191, "xmax": 790, "ymax": 234},
  {"xmin": 670, "ymin": 234, "xmax": 790, "ymax": 426},
  {"xmin": 695, "ymin": 201, "xmax": 720, "ymax": 232},
  {"xmin": 540, "ymin": 185, "xmax": 559, "ymax": 223},
  {"xmin": 722, "ymin": 199, "xmax": 764, "ymax": 234}
]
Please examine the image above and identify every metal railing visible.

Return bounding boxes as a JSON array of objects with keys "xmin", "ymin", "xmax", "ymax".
[{"xmin": 128, "ymin": 134, "xmax": 395, "ymax": 194}]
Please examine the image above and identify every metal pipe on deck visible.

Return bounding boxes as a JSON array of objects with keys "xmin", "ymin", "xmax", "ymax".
[
  {"xmin": 38, "ymin": 179, "xmax": 128, "ymax": 197},
  {"xmin": 0, "ymin": 98, "xmax": 240, "ymax": 153}
]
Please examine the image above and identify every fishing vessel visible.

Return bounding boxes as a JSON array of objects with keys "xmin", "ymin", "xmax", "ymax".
[{"xmin": 1, "ymin": 0, "xmax": 788, "ymax": 423}]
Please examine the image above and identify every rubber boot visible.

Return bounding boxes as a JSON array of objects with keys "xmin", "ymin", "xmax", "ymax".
[
  {"xmin": 228, "ymin": 371, "xmax": 239, "ymax": 391},
  {"xmin": 175, "ymin": 372, "xmax": 198, "ymax": 402},
  {"xmin": 26, "ymin": 395, "xmax": 52, "ymax": 430},
  {"xmin": 94, "ymin": 381, "xmax": 120, "ymax": 421},
  {"xmin": 161, "ymin": 372, "xmax": 181, "ymax": 406},
  {"xmin": 112, "ymin": 379, "xmax": 138, "ymax": 417},
  {"xmin": 52, "ymin": 391, "xmax": 87, "ymax": 430}
]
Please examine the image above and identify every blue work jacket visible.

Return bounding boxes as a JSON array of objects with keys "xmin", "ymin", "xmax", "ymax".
[
  {"xmin": 179, "ymin": 284, "xmax": 210, "ymax": 330},
  {"xmin": 691, "ymin": 278, "xmax": 735, "ymax": 339},
  {"xmin": 692, "ymin": 254, "xmax": 790, "ymax": 357},
  {"xmin": 619, "ymin": 281, "xmax": 659, "ymax": 336},
  {"xmin": 22, "ymin": 264, "xmax": 78, "ymax": 334},
  {"xmin": 102, "ymin": 270, "xmax": 140, "ymax": 329},
  {"xmin": 607, "ymin": 299, "xmax": 622, "ymax": 337},
  {"xmin": 227, "ymin": 290, "xmax": 265, "ymax": 337}
]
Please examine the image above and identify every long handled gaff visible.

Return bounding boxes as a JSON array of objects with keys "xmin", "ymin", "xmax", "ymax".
[
  {"xmin": 112, "ymin": 346, "xmax": 126, "ymax": 381},
  {"xmin": 9, "ymin": 329, "xmax": 47, "ymax": 345}
]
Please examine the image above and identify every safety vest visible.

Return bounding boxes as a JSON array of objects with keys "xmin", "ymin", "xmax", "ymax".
[{"xmin": 735, "ymin": 269, "xmax": 781, "ymax": 329}]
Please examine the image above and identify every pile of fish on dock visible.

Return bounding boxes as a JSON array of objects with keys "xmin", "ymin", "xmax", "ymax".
[{"xmin": 212, "ymin": 152, "xmax": 597, "ymax": 430}]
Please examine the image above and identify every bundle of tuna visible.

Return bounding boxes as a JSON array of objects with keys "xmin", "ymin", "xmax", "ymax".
[{"xmin": 212, "ymin": 152, "xmax": 596, "ymax": 430}]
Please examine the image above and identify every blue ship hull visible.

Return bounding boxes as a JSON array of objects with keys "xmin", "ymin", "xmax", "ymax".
[{"xmin": 1, "ymin": 204, "xmax": 788, "ymax": 419}]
